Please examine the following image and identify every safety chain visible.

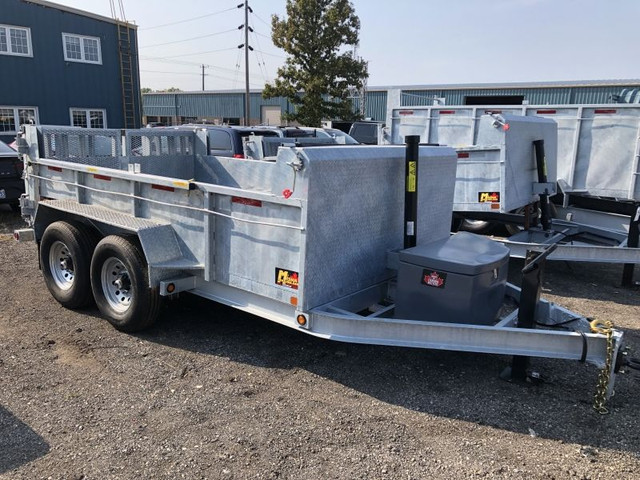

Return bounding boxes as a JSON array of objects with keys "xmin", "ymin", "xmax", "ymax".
[{"xmin": 590, "ymin": 319, "xmax": 615, "ymax": 415}]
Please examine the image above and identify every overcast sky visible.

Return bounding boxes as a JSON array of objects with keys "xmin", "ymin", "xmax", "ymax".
[{"xmin": 50, "ymin": 0, "xmax": 640, "ymax": 91}]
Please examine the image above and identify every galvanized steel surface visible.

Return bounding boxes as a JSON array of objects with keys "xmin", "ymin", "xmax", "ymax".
[{"xmin": 390, "ymin": 105, "xmax": 640, "ymax": 200}]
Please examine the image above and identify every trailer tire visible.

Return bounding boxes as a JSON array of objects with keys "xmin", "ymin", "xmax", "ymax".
[
  {"xmin": 40, "ymin": 221, "xmax": 97, "ymax": 309},
  {"xmin": 90, "ymin": 235, "xmax": 160, "ymax": 332}
]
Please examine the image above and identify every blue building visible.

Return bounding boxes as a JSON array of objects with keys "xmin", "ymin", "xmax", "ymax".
[{"xmin": 0, "ymin": 0, "xmax": 141, "ymax": 143}]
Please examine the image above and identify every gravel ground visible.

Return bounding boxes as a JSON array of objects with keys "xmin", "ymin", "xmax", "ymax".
[{"xmin": 1, "ymin": 205, "xmax": 639, "ymax": 479}]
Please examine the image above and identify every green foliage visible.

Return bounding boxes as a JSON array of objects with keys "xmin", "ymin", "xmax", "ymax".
[
  {"xmin": 263, "ymin": 0, "xmax": 368, "ymax": 127},
  {"xmin": 141, "ymin": 87, "xmax": 153, "ymax": 94}
]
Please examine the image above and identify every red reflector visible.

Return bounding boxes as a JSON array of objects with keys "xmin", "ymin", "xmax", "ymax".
[
  {"xmin": 398, "ymin": 110, "xmax": 414, "ymax": 116},
  {"xmin": 491, "ymin": 203, "xmax": 501, "ymax": 210},
  {"xmin": 594, "ymin": 109, "xmax": 617, "ymax": 114},
  {"xmin": 47, "ymin": 166, "xmax": 63, "ymax": 172},
  {"xmin": 152, "ymin": 184, "xmax": 175, "ymax": 192},
  {"xmin": 233, "ymin": 154, "xmax": 245, "ymax": 159},
  {"xmin": 232, "ymin": 196, "xmax": 262, "ymax": 207},
  {"xmin": 457, "ymin": 152, "xmax": 470, "ymax": 158},
  {"xmin": 93, "ymin": 174, "xmax": 111, "ymax": 181},
  {"xmin": 536, "ymin": 109, "xmax": 557, "ymax": 114},
  {"xmin": 439, "ymin": 110, "xmax": 456, "ymax": 115}
]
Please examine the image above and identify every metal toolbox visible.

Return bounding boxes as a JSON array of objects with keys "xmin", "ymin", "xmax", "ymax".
[{"xmin": 395, "ymin": 232, "xmax": 509, "ymax": 325}]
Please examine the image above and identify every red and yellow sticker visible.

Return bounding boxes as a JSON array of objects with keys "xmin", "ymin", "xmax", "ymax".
[
  {"xmin": 275, "ymin": 268, "xmax": 299, "ymax": 290},
  {"xmin": 478, "ymin": 192, "xmax": 500, "ymax": 203}
]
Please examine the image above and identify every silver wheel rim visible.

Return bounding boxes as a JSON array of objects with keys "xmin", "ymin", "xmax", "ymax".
[
  {"xmin": 101, "ymin": 257, "xmax": 132, "ymax": 313},
  {"xmin": 49, "ymin": 240, "xmax": 75, "ymax": 290}
]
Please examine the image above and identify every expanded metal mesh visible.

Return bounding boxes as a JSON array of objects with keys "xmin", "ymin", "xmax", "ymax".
[
  {"xmin": 125, "ymin": 129, "xmax": 195, "ymax": 158},
  {"xmin": 40, "ymin": 127, "xmax": 122, "ymax": 168},
  {"xmin": 125, "ymin": 129, "xmax": 197, "ymax": 179}
]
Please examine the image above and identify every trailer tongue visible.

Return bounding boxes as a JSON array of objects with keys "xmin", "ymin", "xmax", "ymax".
[{"xmin": 16, "ymin": 125, "xmax": 624, "ymax": 410}]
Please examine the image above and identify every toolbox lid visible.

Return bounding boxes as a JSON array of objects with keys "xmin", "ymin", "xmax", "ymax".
[{"xmin": 399, "ymin": 232, "xmax": 509, "ymax": 275}]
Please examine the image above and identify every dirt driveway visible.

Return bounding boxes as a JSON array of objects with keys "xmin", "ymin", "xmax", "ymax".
[{"xmin": 1, "ymin": 206, "xmax": 639, "ymax": 479}]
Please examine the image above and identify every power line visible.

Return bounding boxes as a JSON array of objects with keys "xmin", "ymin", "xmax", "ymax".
[
  {"xmin": 142, "ymin": 57, "xmax": 266, "ymax": 79},
  {"xmin": 141, "ymin": 69, "xmax": 264, "ymax": 87},
  {"xmin": 142, "ymin": 47, "xmax": 238, "ymax": 60},
  {"xmin": 249, "ymin": 22, "xmax": 269, "ymax": 83},
  {"xmin": 251, "ymin": 11, "xmax": 272, "ymax": 27},
  {"xmin": 252, "ymin": 30, "xmax": 271, "ymax": 39},
  {"xmin": 140, "ymin": 28, "xmax": 237, "ymax": 49},
  {"xmin": 252, "ymin": 49, "xmax": 286, "ymax": 59},
  {"xmin": 140, "ymin": 6, "xmax": 236, "ymax": 30}
]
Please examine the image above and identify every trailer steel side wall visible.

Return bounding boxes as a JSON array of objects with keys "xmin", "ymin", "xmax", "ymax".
[
  {"xmin": 390, "ymin": 105, "xmax": 640, "ymax": 200},
  {"xmin": 26, "ymin": 126, "xmax": 457, "ymax": 313},
  {"xmin": 452, "ymin": 115, "xmax": 557, "ymax": 213}
]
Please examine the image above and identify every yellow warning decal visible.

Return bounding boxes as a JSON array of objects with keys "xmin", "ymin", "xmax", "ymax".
[{"xmin": 407, "ymin": 161, "xmax": 416, "ymax": 193}]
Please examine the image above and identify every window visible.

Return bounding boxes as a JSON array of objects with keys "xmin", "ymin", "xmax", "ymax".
[
  {"xmin": 62, "ymin": 33, "xmax": 101, "ymax": 64},
  {"xmin": 0, "ymin": 106, "xmax": 38, "ymax": 133},
  {"xmin": 208, "ymin": 130, "xmax": 232, "ymax": 150},
  {"xmin": 70, "ymin": 109, "xmax": 107, "ymax": 128},
  {"xmin": 0, "ymin": 24, "xmax": 32, "ymax": 57}
]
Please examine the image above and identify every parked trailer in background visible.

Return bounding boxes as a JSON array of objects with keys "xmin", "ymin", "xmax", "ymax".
[
  {"xmin": 388, "ymin": 106, "xmax": 640, "ymax": 278},
  {"xmin": 389, "ymin": 104, "xmax": 640, "ymax": 202},
  {"xmin": 15, "ymin": 125, "xmax": 624, "ymax": 407}
]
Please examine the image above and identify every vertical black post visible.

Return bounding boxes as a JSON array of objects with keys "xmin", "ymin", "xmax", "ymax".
[
  {"xmin": 509, "ymin": 250, "xmax": 544, "ymax": 380},
  {"xmin": 533, "ymin": 140, "xmax": 552, "ymax": 231},
  {"xmin": 622, "ymin": 205, "xmax": 640, "ymax": 287},
  {"xmin": 404, "ymin": 135, "xmax": 420, "ymax": 249}
]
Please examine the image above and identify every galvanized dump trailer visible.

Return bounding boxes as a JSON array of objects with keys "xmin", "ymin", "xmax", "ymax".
[
  {"xmin": 15, "ymin": 125, "xmax": 624, "ymax": 406},
  {"xmin": 389, "ymin": 106, "xmax": 640, "ymax": 277}
]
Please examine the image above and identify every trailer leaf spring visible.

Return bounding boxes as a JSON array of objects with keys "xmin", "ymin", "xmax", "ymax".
[{"xmin": 590, "ymin": 319, "xmax": 615, "ymax": 415}]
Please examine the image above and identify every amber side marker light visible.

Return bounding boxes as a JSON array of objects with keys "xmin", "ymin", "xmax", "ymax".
[
  {"xmin": 166, "ymin": 283, "xmax": 176, "ymax": 294},
  {"xmin": 296, "ymin": 315, "xmax": 307, "ymax": 326}
]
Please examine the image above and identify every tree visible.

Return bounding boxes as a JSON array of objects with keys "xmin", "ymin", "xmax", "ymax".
[
  {"xmin": 141, "ymin": 87, "xmax": 153, "ymax": 94},
  {"xmin": 263, "ymin": 0, "xmax": 368, "ymax": 127}
]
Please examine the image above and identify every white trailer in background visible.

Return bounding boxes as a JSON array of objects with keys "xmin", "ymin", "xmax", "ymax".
[
  {"xmin": 14, "ymin": 125, "xmax": 625, "ymax": 408},
  {"xmin": 388, "ymin": 105, "xmax": 640, "ymax": 283}
]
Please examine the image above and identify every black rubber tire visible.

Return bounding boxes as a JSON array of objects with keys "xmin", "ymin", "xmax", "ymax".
[
  {"xmin": 9, "ymin": 201, "xmax": 20, "ymax": 213},
  {"xmin": 40, "ymin": 221, "xmax": 97, "ymax": 309},
  {"xmin": 90, "ymin": 235, "xmax": 161, "ymax": 332}
]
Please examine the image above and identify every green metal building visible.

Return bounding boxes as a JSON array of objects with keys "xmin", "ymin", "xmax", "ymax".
[{"xmin": 142, "ymin": 79, "xmax": 640, "ymax": 127}]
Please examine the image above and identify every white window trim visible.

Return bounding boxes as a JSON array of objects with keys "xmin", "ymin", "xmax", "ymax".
[
  {"xmin": 0, "ymin": 106, "xmax": 39, "ymax": 135},
  {"xmin": 69, "ymin": 108, "xmax": 107, "ymax": 129},
  {"xmin": 0, "ymin": 24, "xmax": 33, "ymax": 58},
  {"xmin": 62, "ymin": 33, "xmax": 102, "ymax": 65}
]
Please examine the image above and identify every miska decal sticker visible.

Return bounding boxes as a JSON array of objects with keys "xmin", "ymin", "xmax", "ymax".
[
  {"xmin": 275, "ymin": 267, "xmax": 299, "ymax": 290},
  {"xmin": 421, "ymin": 270, "xmax": 447, "ymax": 288},
  {"xmin": 478, "ymin": 192, "xmax": 500, "ymax": 203}
]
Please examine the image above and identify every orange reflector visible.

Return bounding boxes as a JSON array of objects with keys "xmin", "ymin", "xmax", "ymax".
[
  {"xmin": 290, "ymin": 296, "xmax": 298, "ymax": 306},
  {"xmin": 491, "ymin": 203, "xmax": 501, "ymax": 210},
  {"xmin": 167, "ymin": 283, "xmax": 176, "ymax": 293},
  {"xmin": 296, "ymin": 315, "xmax": 307, "ymax": 326}
]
